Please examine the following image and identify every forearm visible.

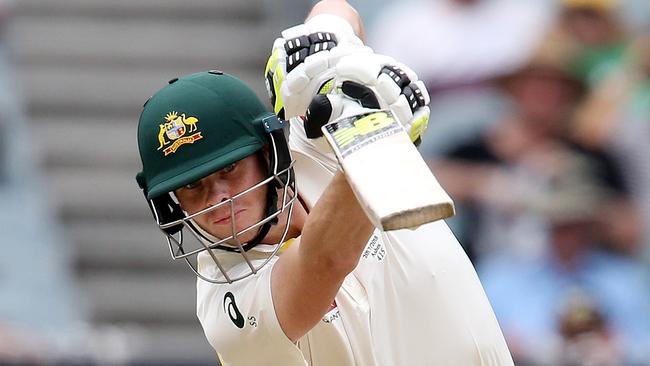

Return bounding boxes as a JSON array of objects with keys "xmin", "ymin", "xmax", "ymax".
[
  {"xmin": 299, "ymin": 171, "xmax": 374, "ymax": 272},
  {"xmin": 271, "ymin": 171, "xmax": 373, "ymax": 341},
  {"xmin": 306, "ymin": 0, "xmax": 365, "ymax": 41}
]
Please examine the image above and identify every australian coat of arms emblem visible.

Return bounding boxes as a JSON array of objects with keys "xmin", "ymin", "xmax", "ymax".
[{"xmin": 157, "ymin": 111, "xmax": 203, "ymax": 156}]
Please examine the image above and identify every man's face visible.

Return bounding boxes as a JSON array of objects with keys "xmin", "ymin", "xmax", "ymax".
[
  {"xmin": 174, "ymin": 154, "xmax": 269, "ymax": 244},
  {"xmin": 510, "ymin": 69, "xmax": 580, "ymax": 131}
]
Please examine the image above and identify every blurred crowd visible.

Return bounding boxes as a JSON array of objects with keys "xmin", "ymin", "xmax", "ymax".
[{"xmin": 369, "ymin": 0, "xmax": 650, "ymax": 364}]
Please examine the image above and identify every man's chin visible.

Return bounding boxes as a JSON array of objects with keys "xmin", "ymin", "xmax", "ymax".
[
  {"xmin": 221, "ymin": 233, "xmax": 258, "ymax": 247},
  {"xmin": 207, "ymin": 225, "xmax": 261, "ymax": 246},
  {"xmin": 195, "ymin": 215, "xmax": 267, "ymax": 246}
]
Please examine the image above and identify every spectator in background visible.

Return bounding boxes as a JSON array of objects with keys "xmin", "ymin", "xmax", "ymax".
[
  {"xmin": 478, "ymin": 167, "xmax": 650, "ymax": 364},
  {"xmin": 569, "ymin": 25, "xmax": 650, "ymax": 259},
  {"xmin": 557, "ymin": 292, "xmax": 621, "ymax": 365},
  {"xmin": 561, "ymin": 0, "xmax": 632, "ymax": 87},
  {"xmin": 430, "ymin": 29, "xmax": 639, "ymax": 261}
]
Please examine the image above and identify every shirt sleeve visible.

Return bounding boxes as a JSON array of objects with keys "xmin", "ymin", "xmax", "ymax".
[{"xmin": 196, "ymin": 259, "xmax": 307, "ymax": 366}]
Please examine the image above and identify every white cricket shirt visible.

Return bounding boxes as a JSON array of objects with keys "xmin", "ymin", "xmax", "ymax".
[{"xmin": 195, "ymin": 129, "xmax": 513, "ymax": 365}]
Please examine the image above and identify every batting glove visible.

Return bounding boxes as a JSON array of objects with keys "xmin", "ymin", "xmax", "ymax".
[
  {"xmin": 334, "ymin": 52, "xmax": 431, "ymax": 145},
  {"xmin": 297, "ymin": 52, "xmax": 432, "ymax": 147},
  {"xmin": 264, "ymin": 13, "xmax": 371, "ymax": 120},
  {"xmin": 290, "ymin": 52, "xmax": 433, "ymax": 169}
]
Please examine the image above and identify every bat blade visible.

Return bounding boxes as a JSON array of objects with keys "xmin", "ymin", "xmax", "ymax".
[{"xmin": 321, "ymin": 110, "xmax": 455, "ymax": 231}]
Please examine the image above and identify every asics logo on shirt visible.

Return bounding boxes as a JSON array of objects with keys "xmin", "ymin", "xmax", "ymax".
[{"xmin": 224, "ymin": 292, "xmax": 245, "ymax": 329}]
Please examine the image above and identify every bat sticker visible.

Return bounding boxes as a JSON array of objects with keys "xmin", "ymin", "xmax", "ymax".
[{"xmin": 323, "ymin": 111, "xmax": 402, "ymax": 158}]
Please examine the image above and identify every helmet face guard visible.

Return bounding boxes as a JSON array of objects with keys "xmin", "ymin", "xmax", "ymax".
[
  {"xmin": 149, "ymin": 131, "xmax": 297, "ymax": 284},
  {"xmin": 136, "ymin": 71, "xmax": 298, "ymax": 283}
]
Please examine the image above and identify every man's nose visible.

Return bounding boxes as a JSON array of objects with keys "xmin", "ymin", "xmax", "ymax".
[{"xmin": 205, "ymin": 178, "xmax": 231, "ymax": 208}]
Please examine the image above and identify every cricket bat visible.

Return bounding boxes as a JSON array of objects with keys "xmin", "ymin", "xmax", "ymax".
[{"xmin": 321, "ymin": 105, "xmax": 455, "ymax": 231}]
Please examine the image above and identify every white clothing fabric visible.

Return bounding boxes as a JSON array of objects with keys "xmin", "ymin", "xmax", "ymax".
[
  {"xmin": 195, "ymin": 129, "xmax": 514, "ymax": 365},
  {"xmin": 369, "ymin": 0, "xmax": 555, "ymax": 86}
]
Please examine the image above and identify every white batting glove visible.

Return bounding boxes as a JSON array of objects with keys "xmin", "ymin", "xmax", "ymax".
[
  {"xmin": 290, "ymin": 52, "xmax": 433, "ymax": 170},
  {"xmin": 264, "ymin": 13, "xmax": 371, "ymax": 120},
  {"xmin": 334, "ymin": 52, "xmax": 431, "ymax": 145}
]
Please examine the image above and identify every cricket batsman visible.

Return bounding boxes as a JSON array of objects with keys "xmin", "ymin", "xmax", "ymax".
[{"xmin": 135, "ymin": 0, "xmax": 513, "ymax": 364}]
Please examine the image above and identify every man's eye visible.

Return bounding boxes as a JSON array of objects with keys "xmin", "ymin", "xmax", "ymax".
[
  {"xmin": 183, "ymin": 181, "xmax": 200, "ymax": 189},
  {"xmin": 222, "ymin": 163, "xmax": 237, "ymax": 174}
]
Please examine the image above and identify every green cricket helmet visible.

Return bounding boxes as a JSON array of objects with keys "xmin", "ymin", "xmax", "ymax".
[{"xmin": 136, "ymin": 71, "xmax": 297, "ymax": 283}]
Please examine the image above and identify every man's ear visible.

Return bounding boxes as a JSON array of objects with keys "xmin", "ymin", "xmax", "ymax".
[
  {"xmin": 258, "ymin": 145, "xmax": 270, "ymax": 168},
  {"xmin": 257, "ymin": 147, "xmax": 272, "ymax": 176},
  {"xmin": 262, "ymin": 145, "xmax": 271, "ymax": 159}
]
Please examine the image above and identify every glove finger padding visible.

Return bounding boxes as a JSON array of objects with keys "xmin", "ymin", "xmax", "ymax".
[
  {"xmin": 301, "ymin": 93, "xmax": 368, "ymax": 155},
  {"xmin": 265, "ymin": 38, "xmax": 289, "ymax": 119},
  {"xmin": 287, "ymin": 93, "xmax": 350, "ymax": 171},
  {"xmin": 304, "ymin": 94, "xmax": 333, "ymax": 139},
  {"xmin": 340, "ymin": 81, "xmax": 380, "ymax": 109},
  {"xmin": 265, "ymin": 14, "xmax": 371, "ymax": 120},
  {"xmin": 304, "ymin": 94, "xmax": 346, "ymax": 139},
  {"xmin": 334, "ymin": 53, "xmax": 431, "ymax": 144},
  {"xmin": 264, "ymin": 14, "xmax": 372, "ymax": 119}
]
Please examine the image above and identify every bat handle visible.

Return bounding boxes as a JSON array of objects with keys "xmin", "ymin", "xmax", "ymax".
[{"xmin": 305, "ymin": 94, "xmax": 369, "ymax": 139}]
